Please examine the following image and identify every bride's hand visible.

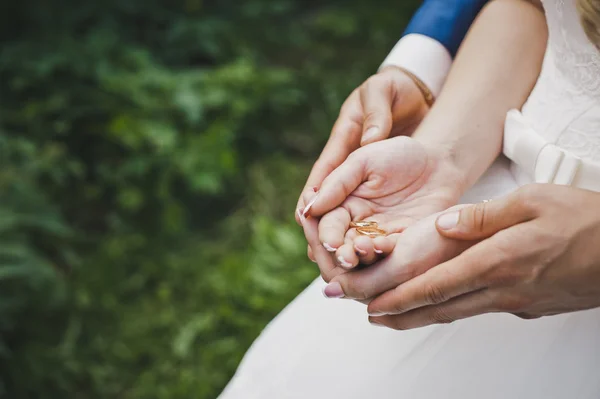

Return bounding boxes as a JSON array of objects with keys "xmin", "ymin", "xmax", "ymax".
[
  {"xmin": 321, "ymin": 207, "xmax": 472, "ymax": 300},
  {"xmin": 300, "ymin": 136, "xmax": 466, "ymax": 271},
  {"xmin": 295, "ymin": 66, "xmax": 430, "ymax": 227},
  {"xmin": 367, "ymin": 184, "xmax": 600, "ymax": 330}
]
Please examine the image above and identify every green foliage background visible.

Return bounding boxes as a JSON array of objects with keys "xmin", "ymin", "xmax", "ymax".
[{"xmin": 0, "ymin": 0, "xmax": 419, "ymax": 397}]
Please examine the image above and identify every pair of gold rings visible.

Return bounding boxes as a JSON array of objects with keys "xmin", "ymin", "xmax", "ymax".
[{"xmin": 349, "ymin": 220, "xmax": 387, "ymax": 238}]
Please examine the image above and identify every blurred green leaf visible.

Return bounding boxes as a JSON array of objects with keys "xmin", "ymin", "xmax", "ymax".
[{"xmin": 0, "ymin": 0, "xmax": 420, "ymax": 397}]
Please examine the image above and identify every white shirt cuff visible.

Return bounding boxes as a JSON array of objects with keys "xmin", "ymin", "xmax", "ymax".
[{"xmin": 379, "ymin": 34, "xmax": 452, "ymax": 98}]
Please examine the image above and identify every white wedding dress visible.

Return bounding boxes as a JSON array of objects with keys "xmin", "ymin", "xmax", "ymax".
[{"xmin": 219, "ymin": 1, "xmax": 600, "ymax": 398}]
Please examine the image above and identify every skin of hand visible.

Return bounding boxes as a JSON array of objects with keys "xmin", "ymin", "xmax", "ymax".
[
  {"xmin": 367, "ymin": 184, "xmax": 600, "ymax": 330},
  {"xmin": 299, "ymin": 136, "xmax": 466, "ymax": 272},
  {"xmin": 295, "ymin": 66, "xmax": 429, "ymax": 227},
  {"xmin": 320, "ymin": 205, "xmax": 473, "ymax": 300}
]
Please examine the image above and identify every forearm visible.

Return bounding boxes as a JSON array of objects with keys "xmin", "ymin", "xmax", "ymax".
[{"xmin": 414, "ymin": 0, "xmax": 547, "ymax": 191}]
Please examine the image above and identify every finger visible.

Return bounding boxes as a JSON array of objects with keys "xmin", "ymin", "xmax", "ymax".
[
  {"xmin": 369, "ymin": 289, "xmax": 498, "ymax": 330},
  {"xmin": 303, "ymin": 215, "xmax": 343, "ymax": 282},
  {"xmin": 295, "ymin": 91, "xmax": 363, "ymax": 224},
  {"xmin": 372, "ymin": 235, "xmax": 396, "ymax": 256},
  {"xmin": 302, "ymin": 155, "xmax": 366, "ymax": 218},
  {"xmin": 318, "ymin": 207, "xmax": 351, "ymax": 252},
  {"xmin": 352, "ymin": 235, "xmax": 378, "ymax": 265},
  {"xmin": 307, "ymin": 245, "xmax": 316, "ymax": 263},
  {"xmin": 323, "ymin": 233, "xmax": 409, "ymax": 300},
  {"xmin": 359, "ymin": 75, "xmax": 394, "ymax": 145},
  {"xmin": 296, "ymin": 186, "xmax": 320, "ymax": 225},
  {"xmin": 367, "ymin": 241, "xmax": 500, "ymax": 316},
  {"xmin": 436, "ymin": 189, "xmax": 537, "ymax": 241},
  {"xmin": 336, "ymin": 241, "xmax": 360, "ymax": 270}
]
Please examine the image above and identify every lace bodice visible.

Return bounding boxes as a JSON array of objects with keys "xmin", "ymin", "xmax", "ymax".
[{"xmin": 522, "ymin": 0, "xmax": 600, "ymax": 162}]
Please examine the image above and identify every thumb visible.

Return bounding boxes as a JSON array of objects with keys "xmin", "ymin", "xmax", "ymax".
[
  {"xmin": 435, "ymin": 193, "xmax": 535, "ymax": 241},
  {"xmin": 302, "ymin": 154, "xmax": 365, "ymax": 218},
  {"xmin": 360, "ymin": 75, "xmax": 394, "ymax": 146}
]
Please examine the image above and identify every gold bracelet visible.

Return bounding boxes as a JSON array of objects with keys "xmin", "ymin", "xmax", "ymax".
[{"xmin": 396, "ymin": 67, "xmax": 435, "ymax": 108}]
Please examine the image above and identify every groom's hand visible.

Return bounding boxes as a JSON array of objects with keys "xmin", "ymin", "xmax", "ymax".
[
  {"xmin": 295, "ymin": 66, "xmax": 430, "ymax": 226},
  {"xmin": 367, "ymin": 185, "xmax": 600, "ymax": 330}
]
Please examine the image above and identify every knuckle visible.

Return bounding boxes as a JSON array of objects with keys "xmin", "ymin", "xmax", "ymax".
[
  {"xmin": 517, "ymin": 183, "xmax": 543, "ymax": 199},
  {"xmin": 515, "ymin": 184, "xmax": 548, "ymax": 212},
  {"xmin": 363, "ymin": 110, "xmax": 382, "ymax": 126},
  {"xmin": 388, "ymin": 302, "xmax": 408, "ymax": 315},
  {"xmin": 429, "ymin": 307, "xmax": 455, "ymax": 325},
  {"xmin": 343, "ymin": 278, "xmax": 369, "ymax": 300},
  {"xmin": 388, "ymin": 319, "xmax": 410, "ymax": 331},
  {"xmin": 423, "ymin": 283, "xmax": 447, "ymax": 305}
]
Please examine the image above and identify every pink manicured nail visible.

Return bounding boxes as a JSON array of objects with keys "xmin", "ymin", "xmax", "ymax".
[
  {"xmin": 302, "ymin": 193, "xmax": 320, "ymax": 217},
  {"xmin": 337, "ymin": 256, "xmax": 353, "ymax": 269},
  {"xmin": 368, "ymin": 310, "xmax": 386, "ymax": 317},
  {"xmin": 323, "ymin": 282, "xmax": 345, "ymax": 298},
  {"xmin": 323, "ymin": 243, "xmax": 337, "ymax": 252},
  {"xmin": 374, "ymin": 248, "xmax": 383, "ymax": 254},
  {"xmin": 297, "ymin": 208, "xmax": 305, "ymax": 224},
  {"xmin": 437, "ymin": 211, "xmax": 459, "ymax": 230}
]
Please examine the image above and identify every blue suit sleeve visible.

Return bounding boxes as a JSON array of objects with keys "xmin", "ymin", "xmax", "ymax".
[{"xmin": 403, "ymin": 0, "xmax": 489, "ymax": 57}]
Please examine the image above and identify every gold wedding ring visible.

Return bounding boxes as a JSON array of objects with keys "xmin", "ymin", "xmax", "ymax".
[
  {"xmin": 350, "ymin": 221, "xmax": 378, "ymax": 228},
  {"xmin": 350, "ymin": 220, "xmax": 387, "ymax": 237},
  {"xmin": 356, "ymin": 227, "xmax": 388, "ymax": 237}
]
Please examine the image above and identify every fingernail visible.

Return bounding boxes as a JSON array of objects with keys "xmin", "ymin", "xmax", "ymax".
[
  {"xmin": 368, "ymin": 310, "xmax": 386, "ymax": 317},
  {"xmin": 362, "ymin": 127, "xmax": 379, "ymax": 144},
  {"xmin": 337, "ymin": 256, "xmax": 353, "ymax": 269},
  {"xmin": 374, "ymin": 248, "xmax": 383, "ymax": 254},
  {"xmin": 323, "ymin": 243, "xmax": 337, "ymax": 252},
  {"xmin": 354, "ymin": 246, "xmax": 367, "ymax": 256},
  {"xmin": 297, "ymin": 208, "xmax": 305, "ymax": 225},
  {"xmin": 437, "ymin": 211, "xmax": 459, "ymax": 230},
  {"xmin": 323, "ymin": 282, "xmax": 345, "ymax": 298},
  {"xmin": 302, "ymin": 193, "xmax": 320, "ymax": 217},
  {"xmin": 369, "ymin": 318, "xmax": 385, "ymax": 327}
]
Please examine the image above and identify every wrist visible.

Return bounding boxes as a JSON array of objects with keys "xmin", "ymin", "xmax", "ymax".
[
  {"xmin": 411, "ymin": 111, "xmax": 503, "ymax": 192},
  {"xmin": 415, "ymin": 136, "xmax": 470, "ymax": 199},
  {"xmin": 379, "ymin": 34, "xmax": 452, "ymax": 98},
  {"xmin": 395, "ymin": 66, "xmax": 435, "ymax": 108}
]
